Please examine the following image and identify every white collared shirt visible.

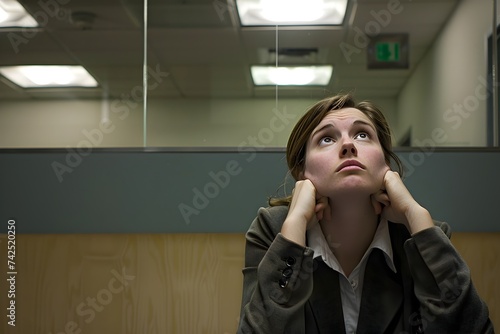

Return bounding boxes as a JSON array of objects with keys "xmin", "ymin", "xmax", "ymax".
[{"xmin": 307, "ymin": 219, "xmax": 397, "ymax": 334}]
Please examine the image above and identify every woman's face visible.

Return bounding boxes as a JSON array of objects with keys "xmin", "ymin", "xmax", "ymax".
[{"xmin": 302, "ymin": 108, "xmax": 389, "ymax": 197}]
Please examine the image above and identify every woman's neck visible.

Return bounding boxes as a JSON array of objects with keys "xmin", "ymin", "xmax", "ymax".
[{"xmin": 319, "ymin": 193, "xmax": 379, "ymax": 277}]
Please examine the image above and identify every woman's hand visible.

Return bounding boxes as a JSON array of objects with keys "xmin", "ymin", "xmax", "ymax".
[
  {"xmin": 281, "ymin": 179, "xmax": 330, "ymax": 246},
  {"xmin": 372, "ymin": 170, "xmax": 434, "ymax": 234}
]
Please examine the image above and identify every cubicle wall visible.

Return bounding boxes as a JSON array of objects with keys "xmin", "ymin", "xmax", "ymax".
[
  {"xmin": 0, "ymin": 148, "xmax": 499, "ymax": 333},
  {"xmin": 1, "ymin": 148, "xmax": 500, "ymax": 233}
]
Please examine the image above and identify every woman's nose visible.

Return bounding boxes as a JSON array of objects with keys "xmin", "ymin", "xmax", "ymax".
[{"xmin": 340, "ymin": 141, "xmax": 357, "ymax": 157}]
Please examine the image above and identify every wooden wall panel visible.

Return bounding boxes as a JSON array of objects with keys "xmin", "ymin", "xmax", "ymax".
[
  {"xmin": 0, "ymin": 233, "xmax": 498, "ymax": 333},
  {"xmin": 451, "ymin": 232, "xmax": 500, "ymax": 330},
  {"xmin": 0, "ymin": 234, "xmax": 246, "ymax": 334}
]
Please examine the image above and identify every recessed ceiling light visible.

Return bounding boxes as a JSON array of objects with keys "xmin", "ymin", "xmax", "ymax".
[
  {"xmin": 251, "ymin": 66, "xmax": 333, "ymax": 86},
  {"xmin": 0, "ymin": 0, "xmax": 38, "ymax": 27},
  {"xmin": 236, "ymin": 0, "xmax": 349, "ymax": 26},
  {"xmin": 0, "ymin": 65, "xmax": 99, "ymax": 88}
]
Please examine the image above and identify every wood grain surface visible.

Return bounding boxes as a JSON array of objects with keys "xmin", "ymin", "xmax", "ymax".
[{"xmin": 0, "ymin": 232, "xmax": 497, "ymax": 333}]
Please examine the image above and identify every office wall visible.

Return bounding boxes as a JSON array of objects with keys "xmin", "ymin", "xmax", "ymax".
[
  {"xmin": 1, "ymin": 149, "xmax": 500, "ymax": 234},
  {"xmin": 0, "ymin": 96, "xmax": 397, "ymax": 148},
  {"xmin": 397, "ymin": 0, "xmax": 492, "ymax": 146}
]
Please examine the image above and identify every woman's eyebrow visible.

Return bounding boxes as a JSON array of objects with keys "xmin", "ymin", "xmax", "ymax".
[
  {"xmin": 353, "ymin": 119, "xmax": 376, "ymax": 131},
  {"xmin": 311, "ymin": 123, "xmax": 335, "ymax": 138}
]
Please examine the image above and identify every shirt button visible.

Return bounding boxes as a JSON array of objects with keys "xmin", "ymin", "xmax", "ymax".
[{"xmin": 350, "ymin": 280, "xmax": 357, "ymax": 289}]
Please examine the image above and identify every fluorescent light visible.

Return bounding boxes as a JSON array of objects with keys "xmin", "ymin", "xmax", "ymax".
[
  {"xmin": 0, "ymin": 65, "xmax": 99, "ymax": 88},
  {"xmin": 0, "ymin": 0, "xmax": 38, "ymax": 27},
  {"xmin": 236, "ymin": 0, "xmax": 348, "ymax": 26},
  {"xmin": 251, "ymin": 66, "xmax": 332, "ymax": 86}
]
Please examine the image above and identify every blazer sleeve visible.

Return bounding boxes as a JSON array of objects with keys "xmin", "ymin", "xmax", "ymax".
[
  {"xmin": 404, "ymin": 223, "xmax": 495, "ymax": 333},
  {"xmin": 237, "ymin": 206, "xmax": 315, "ymax": 334}
]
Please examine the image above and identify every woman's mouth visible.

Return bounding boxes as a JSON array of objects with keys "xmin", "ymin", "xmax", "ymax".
[{"xmin": 336, "ymin": 160, "xmax": 365, "ymax": 172}]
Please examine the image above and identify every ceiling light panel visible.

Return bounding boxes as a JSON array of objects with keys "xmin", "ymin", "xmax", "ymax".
[
  {"xmin": 251, "ymin": 65, "xmax": 333, "ymax": 86},
  {"xmin": 0, "ymin": 65, "xmax": 99, "ymax": 88},
  {"xmin": 0, "ymin": 0, "xmax": 38, "ymax": 27},
  {"xmin": 236, "ymin": 0, "xmax": 349, "ymax": 26}
]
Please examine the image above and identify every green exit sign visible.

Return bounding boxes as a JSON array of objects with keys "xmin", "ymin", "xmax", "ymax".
[
  {"xmin": 367, "ymin": 34, "xmax": 408, "ymax": 69},
  {"xmin": 375, "ymin": 42, "xmax": 401, "ymax": 62}
]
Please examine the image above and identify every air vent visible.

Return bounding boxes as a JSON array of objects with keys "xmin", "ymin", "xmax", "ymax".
[{"xmin": 258, "ymin": 48, "xmax": 319, "ymax": 65}]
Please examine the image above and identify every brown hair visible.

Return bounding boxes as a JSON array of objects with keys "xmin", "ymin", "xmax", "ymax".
[{"xmin": 269, "ymin": 93, "xmax": 403, "ymax": 206}]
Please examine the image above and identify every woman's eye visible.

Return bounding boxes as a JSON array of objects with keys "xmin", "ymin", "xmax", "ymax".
[
  {"xmin": 355, "ymin": 132, "xmax": 369, "ymax": 140},
  {"xmin": 319, "ymin": 137, "xmax": 334, "ymax": 145}
]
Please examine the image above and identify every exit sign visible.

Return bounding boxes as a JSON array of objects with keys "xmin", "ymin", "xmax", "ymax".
[
  {"xmin": 376, "ymin": 42, "xmax": 400, "ymax": 62},
  {"xmin": 367, "ymin": 34, "xmax": 409, "ymax": 69}
]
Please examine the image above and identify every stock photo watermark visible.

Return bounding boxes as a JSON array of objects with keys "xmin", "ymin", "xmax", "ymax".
[
  {"xmin": 7, "ymin": 0, "xmax": 72, "ymax": 54},
  {"xmin": 177, "ymin": 73, "xmax": 493, "ymax": 223},
  {"xmin": 6, "ymin": 219, "xmax": 17, "ymax": 327},
  {"xmin": 238, "ymin": 255, "xmax": 316, "ymax": 330},
  {"xmin": 47, "ymin": 267, "xmax": 135, "ymax": 334},
  {"xmin": 178, "ymin": 105, "xmax": 297, "ymax": 224},
  {"xmin": 399, "ymin": 75, "xmax": 491, "ymax": 177},
  {"xmin": 213, "ymin": 0, "xmax": 235, "ymax": 22},
  {"xmin": 340, "ymin": 0, "xmax": 405, "ymax": 64},
  {"xmin": 50, "ymin": 64, "xmax": 169, "ymax": 183},
  {"xmin": 401, "ymin": 276, "xmax": 462, "ymax": 334}
]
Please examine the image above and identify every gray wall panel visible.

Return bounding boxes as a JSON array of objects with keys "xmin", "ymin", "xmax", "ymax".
[{"xmin": 0, "ymin": 149, "xmax": 498, "ymax": 233}]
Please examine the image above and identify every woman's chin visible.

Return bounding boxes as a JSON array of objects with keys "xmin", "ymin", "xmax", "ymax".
[{"xmin": 327, "ymin": 178, "xmax": 378, "ymax": 196}]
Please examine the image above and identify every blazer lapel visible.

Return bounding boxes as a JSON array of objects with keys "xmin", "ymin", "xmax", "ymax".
[
  {"xmin": 357, "ymin": 249, "xmax": 403, "ymax": 333},
  {"xmin": 307, "ymin": 258, "xmax": 346, "ymax": 334}
]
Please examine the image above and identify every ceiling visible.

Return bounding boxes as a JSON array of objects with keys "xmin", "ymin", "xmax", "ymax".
[{"xmin": 0, "ymin": 0, "xmax": 459, "ymax": 100}]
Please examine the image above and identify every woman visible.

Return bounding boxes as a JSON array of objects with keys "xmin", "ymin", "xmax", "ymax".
[{"xmin": 237, "ymin": 93, "xmax": 494, "ymax": 333}]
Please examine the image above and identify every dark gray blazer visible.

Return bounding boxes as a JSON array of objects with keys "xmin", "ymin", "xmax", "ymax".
[{"xmin": 237, "ymin": 205, "xmax": 494, "ymax": 334}]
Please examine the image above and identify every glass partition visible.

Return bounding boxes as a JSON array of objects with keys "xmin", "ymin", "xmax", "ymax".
[
  {"xmin": 144, "ymin": 0, "xmax": 498, "ymax": 148},
  {"xmin": 0, "ymin": 0, "xmax": 145, "ymax": 148},
  {"xmin": 0, "ymin": 0, "xmax": 498, "ymax": 148}
]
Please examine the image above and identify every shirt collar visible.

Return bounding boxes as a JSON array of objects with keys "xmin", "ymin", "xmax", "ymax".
[{"xmin": 307, "ymin": 218, "xmax": 396, "ymax": 275}]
